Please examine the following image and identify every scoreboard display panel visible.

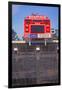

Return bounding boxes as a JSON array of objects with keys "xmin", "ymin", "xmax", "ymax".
[{"xmin": 31, "ymin": 25, "xmax": 44, "ymax": 33}]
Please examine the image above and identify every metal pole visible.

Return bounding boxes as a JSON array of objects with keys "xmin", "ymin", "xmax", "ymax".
[
  {"xmin": 29, "ymin": 34, "xmax": 31, "ymax": 46},
  {"xmin": 45, "ymin": 39, "xmax": 47, "ymax": 46}
]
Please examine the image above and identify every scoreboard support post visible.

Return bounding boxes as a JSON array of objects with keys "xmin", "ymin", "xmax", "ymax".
[{"xmin": 45, "ymin": 39, "xmax": 47, "ymax": 46}]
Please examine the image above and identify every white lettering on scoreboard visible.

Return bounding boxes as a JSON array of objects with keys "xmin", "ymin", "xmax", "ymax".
[
  {"xmin": 28, "ymin": 16, "xmax": 47, "ymax": 19},
  {"xmin": 38, "ymin": 34, "xmax": 51, "ymax": 38}
]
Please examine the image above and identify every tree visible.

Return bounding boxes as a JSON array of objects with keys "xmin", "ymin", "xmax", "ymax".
[{"xmin": 12, "ymin": 29, "xmax": 20, "ymax": 40}]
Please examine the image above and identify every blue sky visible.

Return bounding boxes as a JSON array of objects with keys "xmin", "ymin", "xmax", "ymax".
[{"xmin": 12, "ymin": 5, "xmax": 59, "ymax": 36}]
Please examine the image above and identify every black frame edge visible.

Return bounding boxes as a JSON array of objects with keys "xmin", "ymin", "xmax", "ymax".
[
  {"xmin": 8, "ymin": 1, "xmax": 60, "ymax": 7},
  {"xmin": 8, "ymin": 2, "xmax": 12, "ymax": 88}
]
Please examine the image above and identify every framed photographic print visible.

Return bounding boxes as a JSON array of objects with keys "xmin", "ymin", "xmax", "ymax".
[{"xmin": 8, "ymin": 2, "xmax": 61, "ymax": 88}]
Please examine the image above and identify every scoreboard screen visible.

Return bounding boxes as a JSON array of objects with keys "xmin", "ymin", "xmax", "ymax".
[{"xmin": 31, "ymin": 25, "xmax": 44, "ymax": 33}]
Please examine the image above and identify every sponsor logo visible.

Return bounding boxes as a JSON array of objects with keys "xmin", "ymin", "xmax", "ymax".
[{"xmin": 30, "ymin": 34, "xmax": 37, "ymax": 38}]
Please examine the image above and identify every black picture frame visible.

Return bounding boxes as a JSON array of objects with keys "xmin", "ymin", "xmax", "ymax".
[{"xmin": 8, "ymin": 1, "xmax": 61, "ymax": 88}]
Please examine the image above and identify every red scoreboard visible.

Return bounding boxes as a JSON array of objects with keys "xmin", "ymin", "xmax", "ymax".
[{"xmin": 24, "ymin": 15, "xmax": 51, "ymax": 40}]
